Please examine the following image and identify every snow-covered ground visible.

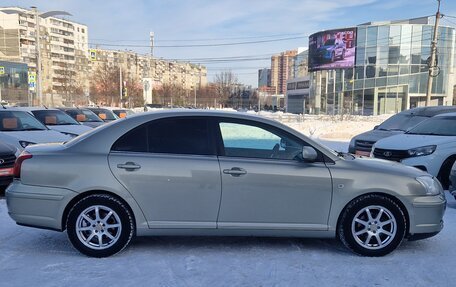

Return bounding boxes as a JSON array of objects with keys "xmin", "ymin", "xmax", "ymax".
[
  {"xmin": 1, "ymin": 115, "xmax": 455, "ymax": 286},
  {"xmin": 1, "ymin": 195, "xmax": 455, "ymax": 286}
]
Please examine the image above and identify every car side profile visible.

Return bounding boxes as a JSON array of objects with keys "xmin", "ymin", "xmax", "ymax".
[{"xmin": 6, "ymin": 110, "xmax": 445, "ymax": 257}]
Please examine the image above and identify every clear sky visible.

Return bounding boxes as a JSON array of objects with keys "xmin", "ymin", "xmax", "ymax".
[{"xmin": 3, "ymin": 0, "xmax": 456, "ymax": 87}]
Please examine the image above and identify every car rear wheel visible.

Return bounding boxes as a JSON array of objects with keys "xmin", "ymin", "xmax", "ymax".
[
  {"xmin": 338, "ymin": 194, "xmax": 406, "ymax": 256},
  {"xmin": 66, "ymin": 194, "xmax": 134, "ymax": 257}
]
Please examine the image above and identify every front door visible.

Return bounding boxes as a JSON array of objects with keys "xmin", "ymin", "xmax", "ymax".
[{"xmin": 215, "ymin": 120, "xmax": 333, "ymax": 231}]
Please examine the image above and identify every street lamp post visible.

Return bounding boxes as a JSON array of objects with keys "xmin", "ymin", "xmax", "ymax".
[{"xmin": 1, "ymin": 7, "xmax": 71, "ymax": 106}]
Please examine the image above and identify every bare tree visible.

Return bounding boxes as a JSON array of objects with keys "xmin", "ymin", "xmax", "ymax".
[
  {"xmin": 90, "ymin": 63, "xmax": 120, "ymax": 106},
  {"xmin": 214, "ymin": 71, "xmax": 238, "ymax": 108}
]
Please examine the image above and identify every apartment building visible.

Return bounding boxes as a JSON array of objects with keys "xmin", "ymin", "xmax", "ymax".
[
  {"xmin": 0, "ymin": 7, "xmax": 89, "ymax": 106},
  {"xmin": 90, "ymin": 48, "xmax": 207, "ymax": 91},
  {"xmin": 270, "ymin": 50, "xmax": 297, "ymax": 94}
]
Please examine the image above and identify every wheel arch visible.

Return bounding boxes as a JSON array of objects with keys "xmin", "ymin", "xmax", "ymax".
[
  {"xmin": 437, "ymin": 154, "xmax": 456, "ymax": 189},
  {"xmin": 336, "ymin": 192, "xmax": 410, "ymax": 238},
  {"xmin": 61, "ymin": 190, "xmax": 137, "ymax": 234}
]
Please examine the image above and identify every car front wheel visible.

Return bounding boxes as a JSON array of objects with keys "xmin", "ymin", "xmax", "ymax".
[
  {"xmin": 66, "ymin": 194, "xmax": 135, "ymax": 257},
  {"xmin": 338, "ymin": 194, "xmax": 406, "ymax": 256}
]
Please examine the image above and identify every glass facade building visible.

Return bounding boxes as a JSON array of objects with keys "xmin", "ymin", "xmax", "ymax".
[
  {"xmin": 0, "ymin": 61, "xmax": 29, "ymax": 105},
  {"xmin": 308, "ymin": 17, "xmax": 455, "ymax": 115}
]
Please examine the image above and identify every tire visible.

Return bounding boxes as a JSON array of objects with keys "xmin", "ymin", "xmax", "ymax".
[
  {"xmin": 330, "ymin": 52, "xmax": 335, "ymax": 62},
  {"xmin": 341, "ymin": 50, "xmax": 345, "ymax": 60},
  {"xmin": 338, "ymin": 194, "xmax": 406, "ymax": 257},
  {"xmin": 437, "ymin": 157, "xmax": 456, "ymax": 190},
  {"xmin": 66, "ymin": 194, "xmax": 135, "ymax": 257}
]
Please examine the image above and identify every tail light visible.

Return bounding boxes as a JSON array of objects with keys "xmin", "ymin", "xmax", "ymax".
[{"xmin": 13, "ymin": 151, "xmax": 33, "ymax": 178}]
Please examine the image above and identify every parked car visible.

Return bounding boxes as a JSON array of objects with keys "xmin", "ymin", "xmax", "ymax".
[
  {"xmin": 85, "ymin": 107, "xmax": 119, "ymax": 122},
  {"xmin": 450, "ymin": 162, "xmax": 456, "ymax": 199},
  {"xmin": 59, "ymin": 107, "xmax": 105, "ymax": 128},
  {"xmin": 6, "ymin": 110, "xmax": 445, "ymax": 257},
  {"xmin": 349, "ymin": 106, "xmax": 456, "ymax": 156},
  {"xmin": 0, "ymin": 142, "xmax": 17, "ymax": 187},
  {"xmin": 317, "ymin": 38, "xmax": 346, "ymax": 62},
  {"xmin": 0, "ymin": 109, "xmax": 71, "ymax": 151},
  {"xmin": 372, "ymin": 112, "xmax": 456, "ymax": 189},
  {"xmin": 19, "ymin": 107, "xmax": 93, "ymax": 137}
]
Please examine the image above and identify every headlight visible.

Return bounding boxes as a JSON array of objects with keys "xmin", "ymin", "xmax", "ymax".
[
  {"xmin": 407, "ymin": 145, "xmax": 436, "ymax": 157},
  {"xmin": 19, "ymin": 141, "xmax": 36, "ymax": 148},
  {"xmin": 416, "ymin": 175, "xmax": 442, "ymax": 196}
]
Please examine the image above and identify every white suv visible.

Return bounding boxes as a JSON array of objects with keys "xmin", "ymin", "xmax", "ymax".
[{"xmin": 372, "ymin": 112, "xmax": 456, "ymax": 189}]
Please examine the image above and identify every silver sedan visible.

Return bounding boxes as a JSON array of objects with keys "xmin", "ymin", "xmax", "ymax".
[{"xmin": 6, "ymin": 110, "xmax": 446, "ymax": 257}]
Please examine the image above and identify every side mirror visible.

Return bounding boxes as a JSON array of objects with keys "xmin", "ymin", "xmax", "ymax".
[
  {"xmin": 373, "ymin": 125, "xmax": 379, "ymax": 130},
  {"xmin": 301, "ymin": 146, "xmax": 318, "ymax": 163}
]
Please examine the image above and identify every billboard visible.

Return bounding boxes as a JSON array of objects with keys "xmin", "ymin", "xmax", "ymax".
[{"xmin": 308, "ymin": 28, "xmax": 356, "ymax": 71}]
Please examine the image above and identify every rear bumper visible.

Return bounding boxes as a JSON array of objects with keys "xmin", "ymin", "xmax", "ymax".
[
  {"xmin": 6, "ymin": 180, "xmax": 77, "ymax": 231},
  {"xmin": 408, "ymin": 194, "xmax": 446, "ymax": 237}
]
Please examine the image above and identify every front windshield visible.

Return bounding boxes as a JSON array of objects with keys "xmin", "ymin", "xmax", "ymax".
[
  {"xmin": 90, "ymin": 109, "xmax": 118, "ymax": 121},
  {"xmin": 377, "ymin": 114, "xmax": 428, "ymax": 131},
  {"xmin": 406, "ymin": 116, "xmax": 456, "ymax": 136},
  {"xmin": 0, "ymin": 111, "xmax": 48, "ymax": 131},
  {"xmin": 32, "ymin": 110, "xmax": 80, "ymax": 126},
  {"xmin": 324, "ymin": 39, "xmax": 335, "ymax": 46},
  {"xmin": 66, "ymin": 109, "xmax": 104, "ymax": 122}
]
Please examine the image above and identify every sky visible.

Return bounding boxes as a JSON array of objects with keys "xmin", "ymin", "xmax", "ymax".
[{"xmin": 3, "ymin": 0, "xmax": 456, "ymax": 87}]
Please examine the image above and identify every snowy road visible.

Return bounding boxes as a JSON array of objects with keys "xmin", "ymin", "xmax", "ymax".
[
  {"xmin": 1, "ymin": 139, "xmax": 455, "ymax": 286},
  {"xmin": 1, "ymin": 196, "xmax": 455, "ymax": 287}
]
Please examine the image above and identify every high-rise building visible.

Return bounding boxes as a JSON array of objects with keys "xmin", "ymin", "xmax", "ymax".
[
  {"xmin": 293, "ymin": 49, "xmax": 309, "ymax": 78},
  {"xmin": 270, "ymin": 50, "xmax": 297, "ymax": 94},
  {"xmin": 0, "ymin": 7, "xmax": 89, "ymax": 106},
  {"xmin": 258, "ymin": 68, "xmax": 271, "ymax": 88}
]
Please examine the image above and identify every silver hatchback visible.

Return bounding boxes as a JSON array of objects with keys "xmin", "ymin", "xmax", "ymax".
[{"xmin": 6, "ymin": 110, "xmax": 446, "ymax": 257}]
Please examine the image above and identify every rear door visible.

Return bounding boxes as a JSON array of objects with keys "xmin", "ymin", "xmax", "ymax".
[{"xmin": 108, "ymin": 117, "xmax": 222, "ymax": 229}]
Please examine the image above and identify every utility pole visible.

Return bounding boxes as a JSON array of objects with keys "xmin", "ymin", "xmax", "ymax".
[
  {"xmin": 150, "ymin": 31, "xmax": 154, "ymax": 104},
  {"xmin": 31, "ymin": 6, "xmax": 42, "ymax": 106},
  {"xmin": 119, "ymin": 66, "xmax": 123, "ymax": 108},
  {"xmin": 426, "ymin": 0, "xmax": 441, "ymax": 106}
]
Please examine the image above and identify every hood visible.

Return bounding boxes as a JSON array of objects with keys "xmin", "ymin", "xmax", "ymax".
[
  {"xmin": 347, "ymin": 156, "xmax": 428, "ymax": 178},
  {"xmin": 318, "ymin": 45, "xmax": 334, "ymax": 51},
  {"xmin": 374, "ymin": 134, "xmax": 454, "ymax": 150},
  {"xmin": 352, "ymin": 129, "xmax": 405, "ymax": 143},
  {"xmin": 48, "ymin": 124, "xmax": 93, "ymax": 136},
  {"xmin": 2, "ymin": 130, "xmax": 72, "ymax": 145}
]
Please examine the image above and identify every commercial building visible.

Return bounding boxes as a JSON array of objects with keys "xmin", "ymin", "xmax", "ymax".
[
  {"xmin": 271, "ymin": 50, "xmax": 297, "ymax": 94},
  {"xmin": 0, "ymin": 7, "xmax": 89, "ymax": 106},
  {"xmin": 285, "ymin": 76, "xmax": 310, "ymax": 114},
  {"xmin": 258, "ymin": 68, "xmax": 271, "ymax": 88},
  {"xmin": 0, "ymin": 60, "xmax": 28, "ymax": 105},
  {"xmin": 287, "ymin": 17, "xmax": 455, "ymax": 115}
]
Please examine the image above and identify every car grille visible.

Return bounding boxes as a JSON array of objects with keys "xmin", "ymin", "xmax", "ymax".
[
  {"xmin": 372, "ymin": 148, "xmax": 409, "ymax": 162},
  {"xmin": 0, "ymin": 153, "xmax": 16, "ymax": 168},
  {"xmin": 355, "ymin": 140, "xmax": 376, "ymax": 152}
]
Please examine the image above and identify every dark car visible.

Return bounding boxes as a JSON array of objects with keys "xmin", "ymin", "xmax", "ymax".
[
  {"xmin": 59, "ymin": 108, "xmax": 105, "ymax": 128},
  {"xmin": 349, "ymin": 106, "xmax": 456, "ymax": 156},
  {"xmin": 317, "ymin": 38, "xmax": 346, "ymax": 62},
  {"xmin": 0, "ymin": 142, "xmax": 16, "ymax": 187},
  {"xmin": 85, "ymin": 107, "xmax": 119, "ymax": 122}
]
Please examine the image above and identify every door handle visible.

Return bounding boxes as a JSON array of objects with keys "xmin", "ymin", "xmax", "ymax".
[
  {"xmin": 223, "ymin": 167, "xmax": 247, "ymax": 177},
  {"xmin": 117, "ymin": 162, "xmax": 141, "ymax": 171}
]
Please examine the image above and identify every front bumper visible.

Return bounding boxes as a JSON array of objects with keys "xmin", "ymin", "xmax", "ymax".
[
  {"xmin": 400, "ymin": 154, "xmax": 439, "ymax": 176},
  {"xmin": 407, "ymin": 193, "xmax": 446, "ymax": 237},
  {"xmin": 6, "ymin": 180, "xmax": 77, "ymax": 231}
]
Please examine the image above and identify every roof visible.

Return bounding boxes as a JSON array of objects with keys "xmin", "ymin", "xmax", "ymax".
[{"xmin": 402, "ymin": 106, "xmax": 456, "ymax": 117}]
